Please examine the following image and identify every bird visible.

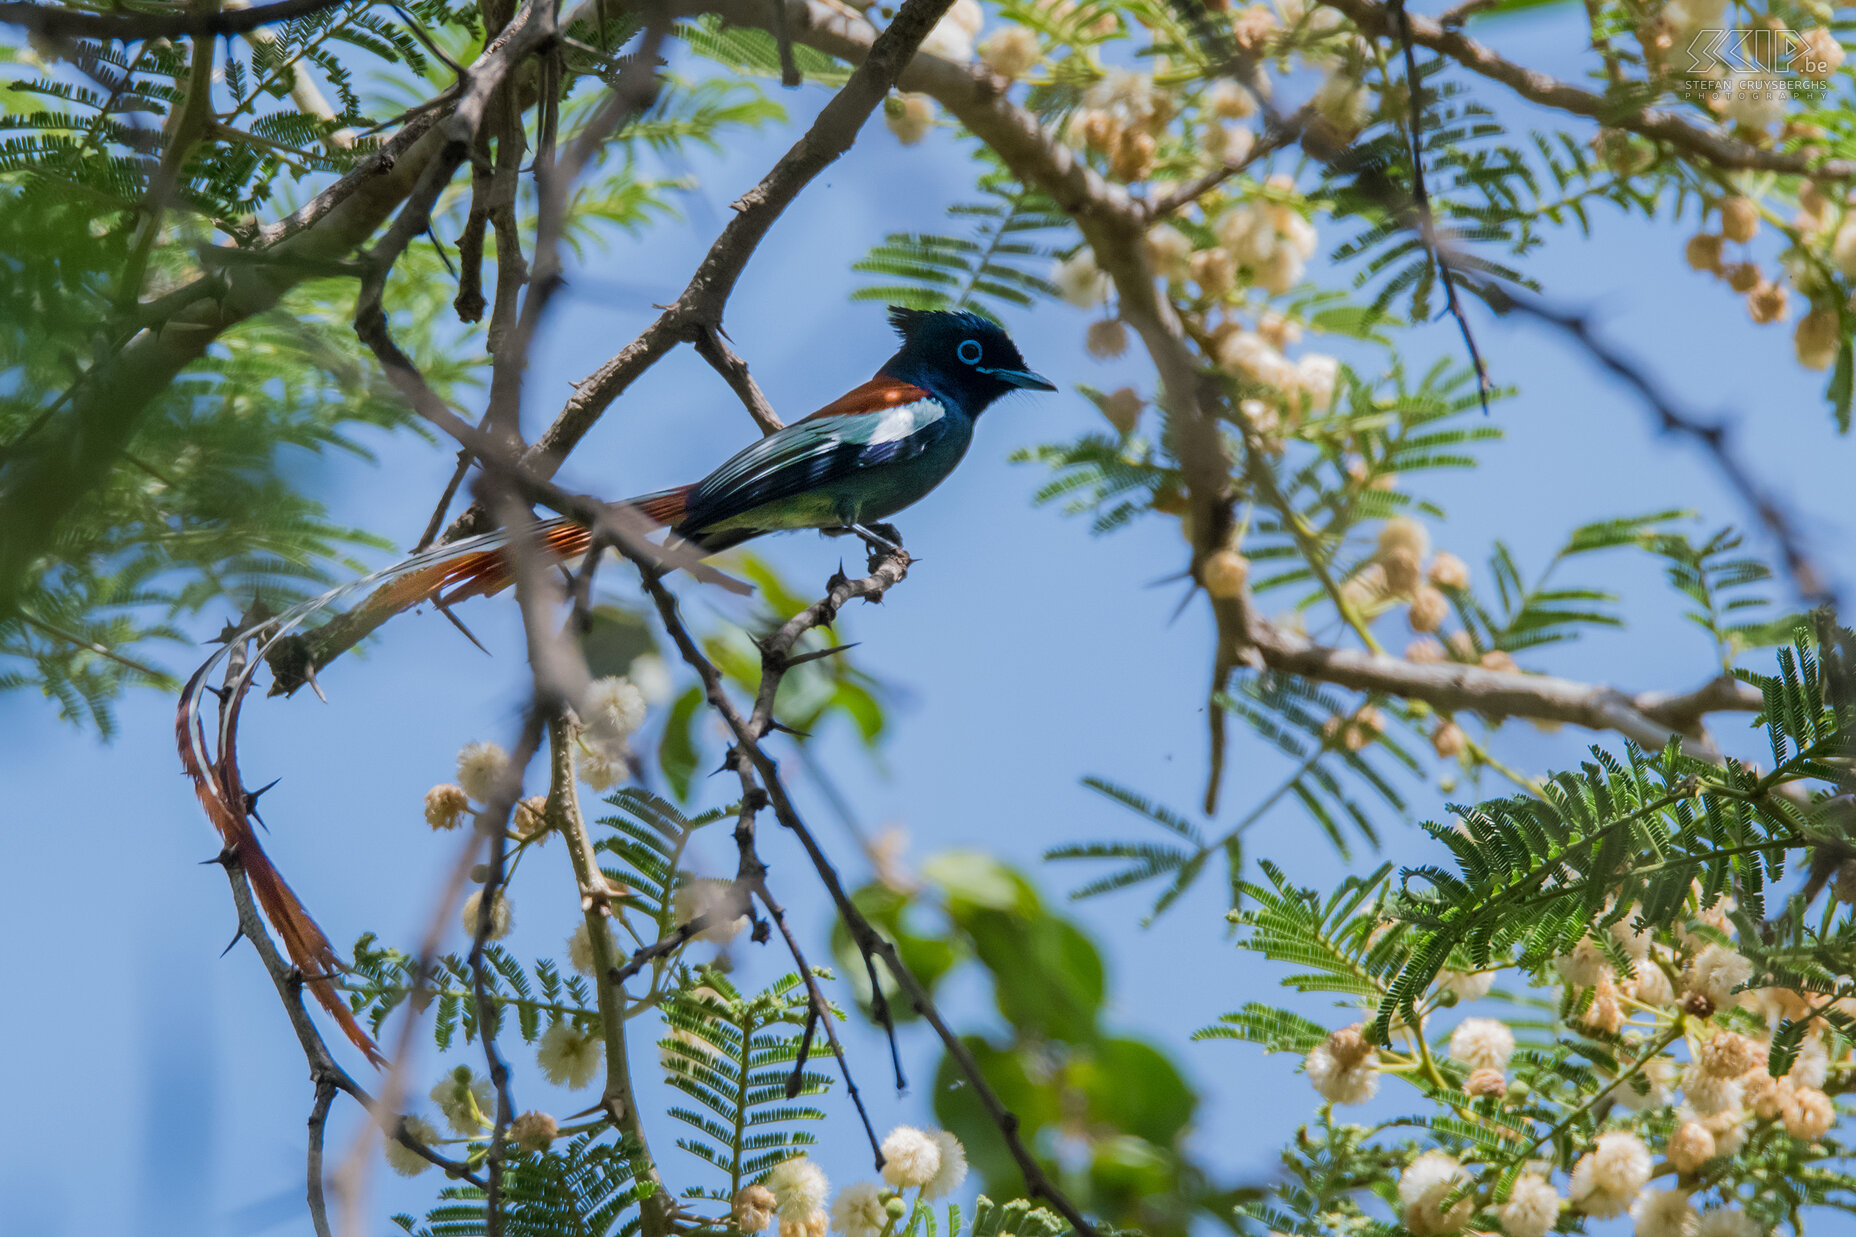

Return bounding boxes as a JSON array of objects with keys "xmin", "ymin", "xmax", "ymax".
[
  {"xmin": 624, "ymin": 305, "xmax": 1058, "ymax": 556},
  {"xmin": 366, "ymin": 305, "xmax": 1057, "ymax": 613},
  {"xmin": 172, "ymin": 308, "xmax": 1054, "ymax": 1066}
]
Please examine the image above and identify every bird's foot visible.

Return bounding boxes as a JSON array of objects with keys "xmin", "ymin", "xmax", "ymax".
[{"xmin": 850, "ymin": 522, "xmax": 912, "ymax": 568}]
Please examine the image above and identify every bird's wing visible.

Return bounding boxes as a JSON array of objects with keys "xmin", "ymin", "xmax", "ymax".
[
  {"xmin": 801, "ymin": 376, "xmax": 931, "ymax": 421},
  {"xmin": 685, "ymin": 381, "xmax": 947, "ymax": 530}
]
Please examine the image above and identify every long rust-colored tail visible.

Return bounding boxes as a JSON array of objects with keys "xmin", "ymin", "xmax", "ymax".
[
  {"xmin": 176, "ymin": 486, "xmax": 707, "ymax": 1063},
  {"xmin": 178, "ymin": 663, "xmax": 388, "ymax": 1066},
  {"xmin": 342, "ymin": 490, "xmax": 696, "ymax": 626}
]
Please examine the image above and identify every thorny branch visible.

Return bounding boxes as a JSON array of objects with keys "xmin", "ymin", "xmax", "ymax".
[
  {"xmin": 0, "ymin": 0, "xmax": 347, "ymax": 41},
  {"xmin": 1482, "ymin": 287, "xmax": 1840, "ymax": 611},
  {"xmin": 168, "ymin": 0, "xmax": 1850, "ymax": 1232}
]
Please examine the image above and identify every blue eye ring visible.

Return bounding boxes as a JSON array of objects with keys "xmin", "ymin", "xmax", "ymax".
[{"xmin": 957, "ymin": 339, "xmax": 983, "ymax": 365}]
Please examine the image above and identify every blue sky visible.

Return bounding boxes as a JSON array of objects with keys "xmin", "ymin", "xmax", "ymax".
[{"xmin": 2, "ymin": 5, "xmax": 1852, "ymax": 1236}]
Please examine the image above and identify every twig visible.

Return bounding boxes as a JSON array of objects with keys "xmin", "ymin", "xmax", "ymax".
[
  {"xmin": 551, "ymin": 714, "xmax": 676, "ymax": 1236},
  {"xmin": 15, "ymin": 609, "xmax": 173, "ymax": 680},
  {"xmin": 625, "ymin": 551, "xmax": 1103, "ymax": 1235},
  {"xmin": 1481, "ymin": 287, "xmax": 1838, "ymax": 609},
  {"xmin": 442, "ymin": 0, "xmax": 962, "ymax": 540},
  {"xmin": 693, "ymin": 325, "xmax": 784, "ymax": 434},
  {"xmin": 1319, "ymin": 0, "xmax": 1856, "ymax": 181},
  {"xmin": 1388, "ymin": 0, "xmax": 1491, "ymax": 413},
  {"xmin": 753, "ymin": 874, "xmax": 884, "ymax": 1163},
  {"xmin": 0, "ymin": 0, "xmax": 347, "ymax": 40}
]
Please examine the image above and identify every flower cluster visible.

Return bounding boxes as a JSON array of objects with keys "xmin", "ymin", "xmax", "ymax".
[
  {"xmin": 746, "ymin": 1131, "xmax": 967, "ymax": 1237},
  {"xmin": 1291, "ymin": 876, "xmax": 1850, "ymax": 1236}
]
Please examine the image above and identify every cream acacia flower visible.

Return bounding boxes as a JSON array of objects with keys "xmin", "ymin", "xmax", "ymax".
[
  {"xmin": 1719, "ymin": 72, "xmax": 1785, "ymax": 131},
  {"xmin": 1665, "ymin": 1117, "xmax": 1715, "ymax": 1172},
  {"xmin": 1680, "ymin": 1061, "xmax": 1743, "ymax": 1117},
  {"xmin": 1206, "ymin": 79, "xmax": 1257, "ymax": 118},
  {"xmin": 510, "ymin": 1109, "xmax": 558, "ymax": 1153},
  {"xmin": 1305, "ymin": 1026, "xmax": 1377, "ymax": 1105},
  {"xmin": 1410, "ymin": 585, "xmax": 1449, "ymax": 634},
  {"xmin": 1311, "ymin": 69, "xmax": 1372, "ymax": 136},
  {"xmin": 1053, "ymin": 249, "xmax": 1111, "ymax": 307},
  {"xmin": 568, "ymin": 920, "xmax": 617, "ymax": 977},
  {"xmin": 461, "ymin": 889, "xmax": 513, "ymax": 941},
  {"xmin": 1448, "ymin": 1017, "xmax": 1515, "ymax": 1073},
  {"xmin": 1293, "ymin": 353, "xmax": 1338, "ymax": 412},
  {"xmin": 887, "ymin": 93, "xmax": 936, "ymax": 145},
  {"xmin": 1685, "ymin": 944, "xmax": 1753, "ymax": 1007},
  {"xmin": 1498, "ymin": 1173, "xmax": 1561, "ymax": 1237},
  {"xmin": 1674, "ymin": 892, "xmax": 1735, "ymax": 951},
  {"xmin": 1085, "ymin": 318, "xmax": 1128, "ymax": 359},
  {"xmin": 1142, "ymin": 224, "xmax": 1193, "ymax": 281},
  {"xmin": 767, "ymin": 1157, "xmax": 830, "ymax": 1220},
  {"xmin": 457, "ymin": 741, "xmax": 510, "ymax": 803},
  {"xmin": 536, "ymin": 1020, "xmax": 601, "ymax": 1089},
  {"xmin": 384, "ymin": 1115, "xmax": 441, "ymax": 1177},
  {"xmin": 1788, "ymin": 1035, "xmax": 1831, "ymax": 1089},
  {"xmin": 923, "ymin": 1128, "xmax": 968, "ymax": 1199},
  {"xmin": 1568, "ymin": 1130, "xmax": 1651, "ymax": 1218},
  {"xmin": 1795, "ymin": 27, "xmax": 1845, "ymax": 80},
  {"xmin": 1553, "ymin": 936, "xmax": 1612, "ymax": 989},
  {"xmin": 627, "ymin": 653, "xmax": 673, "ymax": 705},
  {"xmin": 1629, "ymin": 964, "xmax": 1674, "ymax": 1008},
  {"xmin": 1425, "ymin": 549, "xmax": 1469, "ymax": 590},
  {"xmin": 1831, "ymin": 219, "xmax": 1856, "ymax": 280},
  {"xmin": 584, "ymin": 676, "xmax": 646, "ymax": 745},
  {"xmin": 425, "ymin": 784, "xmax": 469, "ymax": 830},
  {"xmin": 979, "ymin": 26, "xmax": 1040, "ymax": 80},
  {"xmin": 880, "ymin": 1125, "xmax": 941, "ymax": 1190},
  {"xmin": 579, "ymin": 745, "xmax": 624, "ymax": 791},
  {"xmin": 920, "ymin": 0, "xmax": 981, "ymax": 60},
  {"xmin": 1631, "ymin": 1189, "xmax": 1697, "ymax": 1237},
  {"xmin": 1694, "ymin": 1207, "xmax": 1762, "ymax": 1237},
  {"xmin": 1398, "ymin": 1151, "xmax": 1472, "ymax": 1235},
  {"xmin": 831, "ymin": 1182, "xmax": 889, "ymax": 1237},
  {"xmin": 1696, "ymin": 1032, "xmax": 1758, "ymax": 1079},
  {"xmin": 734, "ymin": 1185, "xmax": 777, "ymax": 1233},
  {"xmin": 1217, "ymin": 331, "xmax": 1297, "ymax": 389},
  {"xmin": 1783, "ymin": 1086, "xmax": 1835, "ymax": 1139},
  {"xmin": 1378, "ymin": 515, "xmax": 1429, "ymax": 561},
  {"xmin": 1437, "ymin": 968, "xmax": 1494, "ymax": 1002}
]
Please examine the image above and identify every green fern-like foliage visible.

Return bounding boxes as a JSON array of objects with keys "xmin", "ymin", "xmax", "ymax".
[
  {"xmin": 853, "ymin": 174, "xmax": 1066, "ymax": 319},
  {"xmin": 392, "ymin": 1132, "xmax": 644, "ymax": 1237},
  {"xmin": 1048, "ymin": 675, "xmax": 1420, "ymax": 917},
  {"xmin": 0, "ymin": 0, "xmax": 789, "ymax": 733},
  {"xmin": 1434, "ymin": 510, "xmax": 1689, "ymax": 658},
  {"xmin": 1375, "ymin": 630, "xmax": 1852, "ymax": 1038},
  {"xmin": 594, "ymin": 788, "xmax": 733, "ymax": 932},
  {"xmin": 346, "ymin": 937, "xmax": 599, "ymax": 1051},
  {"xmin": 658, "ymin": 969, "xmax": 832, "ymax": 1203},
  {"xmin": 1640, "ymin": 525, "xmax": 1791, "ymax": 666}
]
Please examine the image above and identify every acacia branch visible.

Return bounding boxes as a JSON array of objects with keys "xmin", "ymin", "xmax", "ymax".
[
  {"xmin": 0, "ymin": 0, "xmax": 347, "ymax": 40},
  {"xmin": 1245, "ymin": 618, "xmax": 1761, "ymax": 755},
  {"xmin": 1318, "ymin": 0, "xmax": 1856, "ymax": 181},
  {"xmin": 1480, "ymin": 287, "xmax": 1839, "ymax": 610}
]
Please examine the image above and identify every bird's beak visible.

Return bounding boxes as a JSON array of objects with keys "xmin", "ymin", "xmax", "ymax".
[{"xmin": 982, "ymin": 366, "xmax": 1058, "ymax": 391}]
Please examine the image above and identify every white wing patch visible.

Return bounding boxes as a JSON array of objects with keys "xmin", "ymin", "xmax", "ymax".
[{"xmin": 866, "ymin": 397, "xmax": 946, "ymax": 444}]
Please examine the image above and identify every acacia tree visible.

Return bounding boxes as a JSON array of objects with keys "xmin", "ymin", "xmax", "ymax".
[{"xmin": 2, "ymin": 0, "xmax": 1854, "ymax": 1235}]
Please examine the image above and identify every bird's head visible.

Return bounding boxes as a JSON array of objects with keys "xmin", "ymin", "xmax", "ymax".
[{"xmin": 879, "ymin": 306, "xmax": 1056, "ymax": 413}]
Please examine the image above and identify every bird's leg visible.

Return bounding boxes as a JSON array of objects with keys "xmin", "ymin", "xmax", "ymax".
[{"xmin": 848, "ymin": 523, "xmax": 905, "ymax": 557}]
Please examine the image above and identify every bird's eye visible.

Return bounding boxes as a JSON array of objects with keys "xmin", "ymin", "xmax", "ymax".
[{"xmin": 957, "ymin": 339, "xmax": 982, "ymax": 365}]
